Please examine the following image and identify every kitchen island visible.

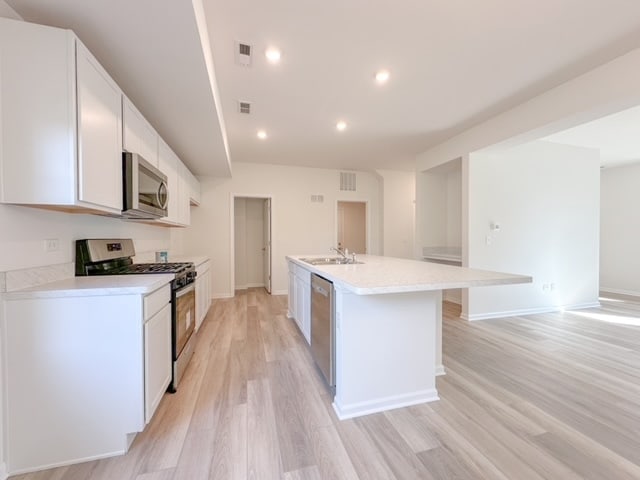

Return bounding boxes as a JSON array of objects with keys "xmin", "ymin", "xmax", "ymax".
[{"xmin": 286, "ymin": 254, "xmax": 531, "ymax": 419}]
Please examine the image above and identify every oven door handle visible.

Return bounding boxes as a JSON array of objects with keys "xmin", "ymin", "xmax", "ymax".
[{"xmin": 175, "ymin": 282, "xmax": 195, "ymax": 298}]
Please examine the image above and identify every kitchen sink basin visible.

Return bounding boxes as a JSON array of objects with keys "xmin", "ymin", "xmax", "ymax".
[{"xmin": 300, "ymin": 257, "xmax": 364, "ymax": 266}]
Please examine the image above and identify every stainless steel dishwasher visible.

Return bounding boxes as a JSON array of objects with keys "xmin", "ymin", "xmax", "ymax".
[{"xmin": 310, "ymin": 273, "xmax": 335, "ymax": 389}]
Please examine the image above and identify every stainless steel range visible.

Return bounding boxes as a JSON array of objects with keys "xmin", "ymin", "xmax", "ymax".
[{"xmin": 75, "ymin": 238, "xmax": 196, "ymax": 392}]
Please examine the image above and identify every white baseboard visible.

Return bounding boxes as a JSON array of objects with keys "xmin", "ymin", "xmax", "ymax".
[
  {"xmin": 333, "ymin": 388, "xmax": 439, "ymax": 420},
  {"xmin": 435, "ymin": 365, "xmax": 446, "ymax": 376},
  {"xmin": 212, "ymin": 293, "xmax": 234, "ymax": 299},
  {"xmin": 235, "ymin": 282, "xmax": 265, "ymax": 290},
  {"xmin": 600, "ymin": 287, "xmax": 640, "ymax": 298},
  {"xmin": 6, "ymin": 449, "xmax": 123, "ymax": 477},
  {"xmin": 461, "ymin": 301, "xmax": 601, "ymax": 321},
  {"xmin": 0, "ymin": 462, "xmax": 7, "ymax": 480},
  {"xmin": 214, "ymin": 289, "xmax": 286, "ymax": 299}
]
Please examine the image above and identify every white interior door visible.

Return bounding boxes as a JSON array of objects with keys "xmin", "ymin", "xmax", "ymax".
[{"xmin": 263, "ymin": 198, "xmax": 272, "ymax": 294}]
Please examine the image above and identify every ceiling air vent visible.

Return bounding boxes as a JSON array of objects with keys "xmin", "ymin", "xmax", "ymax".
[
  {"xmin": 238, "ymin": 101, "xmax": 251, "ymax": 114},
  {"xmin": 310, "ymin": 195, "xmax": 324, "ymax": 203},
  {"xmin": 340, "ymin": 172, "xmax": 357, "ymax": 192},
  {"xmin": 235, "ymin": 41, "xmax": 252, "ymax": 67}
]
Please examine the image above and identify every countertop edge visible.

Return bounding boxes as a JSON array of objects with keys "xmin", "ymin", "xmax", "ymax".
[
  {"xmin": 2, "ymin": 274, "xmax": 175, "ymax": 300},
  {"xmin": 286, "ymin": 255, "xmax": 532, "ymax": 295}
]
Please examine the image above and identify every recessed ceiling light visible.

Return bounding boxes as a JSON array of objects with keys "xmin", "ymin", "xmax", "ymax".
[
  {"xmin": 375, "ymin": 69, "xmax": 390, "ymax": 84},
  {"xmin": 336, "ymin": 120, "xmax": 347, "ymax": 131},
  {"xmin": 265, "ymin": 47, "xmax": 281, "ymax": 63},
  {"xmin": 257, "ymin": 130, "xmax": 268, "ymax": 139}
]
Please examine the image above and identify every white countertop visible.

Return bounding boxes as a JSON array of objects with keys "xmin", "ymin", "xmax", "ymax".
[
  {"xmin": 287, "ymin": 254, "xmax": 531, "ymax": 295},
  {"xmin": 170, "ymin": 255, "xmax": 210, "ymax": 267},
  {"xmin": 3, "ymin": 274, "xmax": 174, "ymax": 300}
]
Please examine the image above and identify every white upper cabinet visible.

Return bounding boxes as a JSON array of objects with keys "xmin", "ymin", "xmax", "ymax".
[
  {"xmin": 0, "ymin": 18, "xmax": 123, "ymax": 214},
  {"xmin": 186, "ymin": 168, "xmax": 201, "ymax": 206},
  {"xmin": 123, "ymin": 96, "xmax": 159, "ymax": 167},
  {"xmin": 157, "ymin": 140, "xmax": 193, "ymax": 227},
  {"xmin": 178, "ymin": 160, "xmax": 191, "ymax": 226},
  {"xmin": 157, "ymin": 138, "xmax": 180, "ymax": 225},
  {"xmin": 76, "ymin": 43, "xmax": 123, "ymax": 211}
]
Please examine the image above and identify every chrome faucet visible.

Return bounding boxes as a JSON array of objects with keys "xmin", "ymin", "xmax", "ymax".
[{"xmin": 331, "ymin": 246, "xmax": 347, "ymax": 259}]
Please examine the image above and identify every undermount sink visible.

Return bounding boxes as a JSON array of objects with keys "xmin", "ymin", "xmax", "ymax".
[{"xmin": 300, "ymin": 257, "xmax": 364, "ymax": 266}]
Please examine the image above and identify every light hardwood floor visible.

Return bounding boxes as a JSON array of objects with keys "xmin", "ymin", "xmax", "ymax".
[{"xmin": 11, "ymin": 290, "xmax": 640, "ymax": 479}]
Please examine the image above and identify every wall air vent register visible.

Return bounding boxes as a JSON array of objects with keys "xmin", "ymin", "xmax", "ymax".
[{"xmin": 340, "ymin": 172, "xmax": 357, "ymax": 192}]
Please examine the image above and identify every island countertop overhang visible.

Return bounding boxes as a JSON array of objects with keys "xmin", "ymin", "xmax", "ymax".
[{"xmin": 287, "ymin": 254, "xmax": 532, "ymax": 295}]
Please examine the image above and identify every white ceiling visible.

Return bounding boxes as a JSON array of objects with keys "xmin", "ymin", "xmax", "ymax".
[
  {"xmin": 543, "ymin": 105, "xmax": 640, "ymax": 168},
  {"xmin": 6, "ymin": 0, "xmax": 640, "ymax": 175}
]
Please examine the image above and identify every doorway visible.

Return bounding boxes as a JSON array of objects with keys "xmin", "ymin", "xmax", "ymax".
[
  {"xmin": 337, "ymin": 201, "xmax": 367, "ymax": 254},
  {"xmin": 233, "ymin": 196, "xmax": 272, "ymax": 294}
]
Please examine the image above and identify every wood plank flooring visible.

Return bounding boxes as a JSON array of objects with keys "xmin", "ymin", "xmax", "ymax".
[{"xmin": 11, "ymin": 290, "xmax": 640, "ymax": 479}]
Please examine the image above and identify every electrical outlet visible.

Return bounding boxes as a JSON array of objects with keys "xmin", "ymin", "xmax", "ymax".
[{"xmin": 44, "ymin": 238, "xmax": 59, "ymax": 252}]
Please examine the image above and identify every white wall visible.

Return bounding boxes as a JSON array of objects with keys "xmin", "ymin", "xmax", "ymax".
[
  {"xmin": 234, "ymin": 198, "xmax": 247, "ymax": 289},
  {"xmin": 465, "ymin": 141, "xmax": 600, "ymax": 319},
  {"xmin": 184, "ymin": 162, "xmax": 383, "ymax": 297},
  {"xmin": 417, "ymin": 160, "xmax": 461, "ymax": 252},
  {"xmin": 417, "ymin": 46, "xmax": 640, "ymax": 173},
  {"xmin": 376, "ymin": 170, "xmax": 415, "ymax": 259},
  {"xmin": 234, "ymin": 197, "xmax": 265, "ymax": 289},
  {"xmin": 0, "ymin": 205, "xmax": 178, "ymax": 271},
  {"xmin": 446, "ymin": 169, "xmax": 461, "ymax": 247},
  {"xmin": 600, "ymin": 163, "xmax": 640, "ymax": 296},
  {"xmin": 417, "ymin": 172, "xmax": 447, "ymax": 248}
]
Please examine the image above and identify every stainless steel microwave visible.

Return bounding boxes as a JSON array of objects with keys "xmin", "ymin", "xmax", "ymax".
[{"xmin": 122, "ymin": 152, "xmax": 168, "ymax": 219}]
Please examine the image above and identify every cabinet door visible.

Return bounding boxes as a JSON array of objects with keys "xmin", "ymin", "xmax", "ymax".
[
  {"xmin": 158, "ymin": 139, "xmax": 180, "ymax": 224},
  {"xmin": 301, "ymin": 279, "xmax": 311, "ymax": 343},
  {"xmin": 288, "ymin": 269, "xmax": 296, "ymax": 319},
  {"xmin": 76, "ymin": 41, "xmax": 123, "ymax": 212},
  {"xmin": 144, "ymin": 303, "xmax": 172, "ymax": 424},
  {"xmin": 187, "ymin": 168, "xmax": 201, "ymax": 206},
  {"xmin": 195, "ymin": 266, "xmax": 211, "ymax": 331},
  {"xmin": 295, "ymin": 275, "xmax": 305, "ymax": 334},
  {"xmin": 123, "ymin": 96, "xmax": 159, "ymax": 167},
  {"xmin": 177, "ymin": 160, "xmax": 191, "ymax": 226},
  {"xmin": 206, "ymin": 269, "xmax": 212, "ymax": 312}
]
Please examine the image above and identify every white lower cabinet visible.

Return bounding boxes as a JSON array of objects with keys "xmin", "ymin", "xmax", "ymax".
[
  {"xmin": 288, "ymin": 271, "xmax": 296, "ymax": 319},
  {"xmin": 2, "ymin": 284, "xmax": 171, "ymax": 475},
  {"xmin": 195, "ymin": 260, "xmax": 212, "ymax": 331},
  {"xmin": 288, "ymin": 261, "xmax": 311, "ymax": 343},
  {"xmin": 144, "ymin": 303, "xmax": 172, "ymax": 424}
]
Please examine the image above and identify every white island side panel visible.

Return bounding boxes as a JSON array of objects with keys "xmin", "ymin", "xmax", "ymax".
[{"xmin": 333, "ymin": 288, "xmax": 440, "ymax": 419}]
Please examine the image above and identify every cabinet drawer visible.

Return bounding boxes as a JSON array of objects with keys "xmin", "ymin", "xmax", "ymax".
[{"xmin": 144, "ymin": 284, "xmax": 171, "ymax": 320}]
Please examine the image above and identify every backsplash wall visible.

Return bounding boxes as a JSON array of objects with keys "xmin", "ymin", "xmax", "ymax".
[{"xmin": 0, "ymin": 203, "xmax": 178, "ymax": 275}]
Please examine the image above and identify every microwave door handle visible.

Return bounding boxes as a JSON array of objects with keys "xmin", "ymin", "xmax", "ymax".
[{"xmin": 157, "ymin": 181, "xmax": 168, "ymax": 209}]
